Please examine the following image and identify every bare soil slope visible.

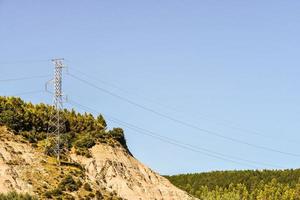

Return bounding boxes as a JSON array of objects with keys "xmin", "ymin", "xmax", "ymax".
[{"xmin": 0, "ymin": 126, "xmax": 195, "ymax": 200}]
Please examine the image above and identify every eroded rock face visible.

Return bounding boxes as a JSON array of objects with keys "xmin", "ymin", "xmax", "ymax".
[
  {"xmin": 71, "ymin": 145, "xmax": 195, "ymax": 200},
  {"xmin": 0, "ymin": 127, "xmax": 196, "ymax": 199},
  {"xmin": 0, "ymin": 130, "xmax": 36, "ymax": 194}
]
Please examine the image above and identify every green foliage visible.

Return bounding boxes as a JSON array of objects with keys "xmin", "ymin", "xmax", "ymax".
[
  {"xmin": 108, "ymin": 128, "xmax": 128, "ymax": 148},
  {"xmin": 58, "ymin": 175, "xmax": 81, "ymax": 192},
  {"xmin": 96, "ymin": 114, "xmax": 107, "ymax": 129},
  {"xmin": 44, "ymin": 188, "xmax": 62, "ymax": 198},
  {"xmin": 45, "ymin": 175, "xmax": 82, "ymax": 198},
  {"xmin": 0, "ymin": 96, "xmax": 128, "ymax": 157},
  {"xmin": 166, "ymin": 169, "xmax": 300, "ymax": 200},
  {"xmin": 74, "ymin": 133, "xmax": 95, "ymax": 148},
  {"xmin": 0, "ymin": 96, "xmax": 106, "ymax": 135},
  {"xmin": 0, "ymin": 191, "xmax": 37, "ymax": 200},
  {"xmin": 75, "ymin": 147, "xmax": 92, "ymax": 158}
]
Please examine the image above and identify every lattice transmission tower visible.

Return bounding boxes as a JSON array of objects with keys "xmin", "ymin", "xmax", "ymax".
[{"xmin": 46, "ymin": 58, "xmax": 66, "ymax": 164}]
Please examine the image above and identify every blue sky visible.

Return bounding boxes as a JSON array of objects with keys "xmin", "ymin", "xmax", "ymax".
[{"xmin": 1, "ymin": 0, "xmax": 300, "ymax": 175}]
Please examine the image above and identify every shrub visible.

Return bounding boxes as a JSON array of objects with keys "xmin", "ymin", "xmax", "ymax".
[
  {"xmin": 75, "ymin": 148, "xmax": 92, "ymax": 158},
  {"xmin": 58, "ymin": 175, "xmax": 80, "ymax": 192},
  {"xmin": 44, "ymin": 188, "xmax": 62, "ymax": 198},
  {"xmin": 83, "ymin": 183, "xmax": 92, "ymax": 191},
  {"xmin": 0, "ymin": 191, "xmax": 37, "ymax": 200},
  {"xmin": 109, "ymin": 128, "xmax": 127, "ymax": 149},
  {"xmin": 74, "ymin": 134, "xmax": 95, "ymax": 149}
]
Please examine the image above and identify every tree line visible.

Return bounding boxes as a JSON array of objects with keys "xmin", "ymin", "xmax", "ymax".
[{"xmin": 166, "ymin": 169, "xmax": 300, "ymax": 200}]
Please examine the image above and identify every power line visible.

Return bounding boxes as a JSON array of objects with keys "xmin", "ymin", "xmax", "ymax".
[
  {"xmin": 68, "ymin": 67, "xmax": 298, "ymax": 145},
  {"xmin": 0, "ymin": 74, "xmax": 51, "ymax": 82},
  {"xmin": 67, "ymin": 99, "xmax": 284, "ymax": 169},
  {"xmin": 67, "ymin": 73, "xmax": 300, "ymax": 158},
  {"xmin": 3, "ymin": 90, "xmax": 45, "ymax": 97},
  {"xmin": 67, "ymin": 100, "xmax": 257, "ymax": 168},
  {"xmin": 108, "ymin": 117, "xmax": 283, "ymax": 169},
  {"xmin": 68, "ymin": 67, "xmax": 278, "ymax": 143},
  {"xmin": 0, "ymin": 59, "xmax": 51, "ymax": 65}
]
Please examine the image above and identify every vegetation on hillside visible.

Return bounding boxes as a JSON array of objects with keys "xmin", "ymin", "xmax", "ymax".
[
  {"xmin": 166, "ymin": 169, "xmax": 300, "ymax": 200},
  {"xmin": 0, "ymin": 96, "xmax": 128, "ymax": 158},
  {"xmin": 0, "ymin": 192, "xmax": 36, "ymax": 200}
]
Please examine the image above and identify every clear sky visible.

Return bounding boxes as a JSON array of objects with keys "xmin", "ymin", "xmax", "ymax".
[{"xmin": 1, "ymin": 0, "xmax": 300, "ymax": 175}]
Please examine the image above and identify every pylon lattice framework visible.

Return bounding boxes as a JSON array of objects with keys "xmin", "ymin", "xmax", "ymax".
[{"xmin": 46, "ymin": 58, "xmax": 66, "ymax": 163}]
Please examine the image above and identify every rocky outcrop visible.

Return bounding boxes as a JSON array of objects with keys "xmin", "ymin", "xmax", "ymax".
[{"xmin": 71, "ymin": 144, "xmax": 194, "ymax": 200}]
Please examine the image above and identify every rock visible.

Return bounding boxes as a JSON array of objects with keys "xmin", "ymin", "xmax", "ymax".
[{"xmin": 70, "ymin": 144, "xmax": 195, "ymax": 200}]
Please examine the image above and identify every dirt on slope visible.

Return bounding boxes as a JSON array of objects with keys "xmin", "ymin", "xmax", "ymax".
[{"xmin": 0, "ymin": 126, "xmax": 196, "ymax": 200}]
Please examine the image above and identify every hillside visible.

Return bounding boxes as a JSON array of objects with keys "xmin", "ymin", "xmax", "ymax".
[
  {"xmin": 166, "ymin": 170, "xmax": 300, "ymax": 200},
  {"xmin": 0, "ymin": 96, "xmax": 195, "ymax": 199}
]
